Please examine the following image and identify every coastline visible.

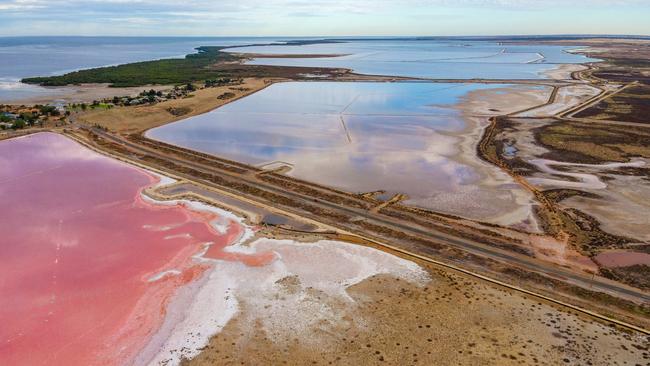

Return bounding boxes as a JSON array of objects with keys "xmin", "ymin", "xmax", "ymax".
[{"xmin": 2, "ymin": 83, "xmax": 171, "ymax": 106}]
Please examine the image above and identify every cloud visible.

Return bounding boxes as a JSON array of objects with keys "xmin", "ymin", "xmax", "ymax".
[{"xmin": 0, "ymin": 0, "xmax": 648, "ymax": 35}]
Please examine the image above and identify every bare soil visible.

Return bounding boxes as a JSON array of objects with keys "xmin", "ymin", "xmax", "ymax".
[{"xmin": 184, "ymin": 263, "xmax": 649, "ymax": 366}]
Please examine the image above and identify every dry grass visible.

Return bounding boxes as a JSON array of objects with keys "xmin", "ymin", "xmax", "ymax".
[{"xmin": 76, "ymin": 78, "xmax": 271, "ymax": 134}]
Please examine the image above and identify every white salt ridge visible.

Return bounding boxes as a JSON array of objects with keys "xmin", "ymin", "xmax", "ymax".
[
  {"xmin": 142, "ymin": 238, "xmax": 429, "ymax": 366},
  {"xmin": 147, "ymin": 171, "xmax": 177, "ymax": 188},
  {"xmin": 163, "ymin": 233, "xmax": 192, "ymax": 240},
  {"xmin": 147, "ymin": 270, "xmax": 182, "ymax": 283},
  {"xmin": 135, "ymin": 179, "xmax": 429, "ymax": 366},
  {"xmin": 529, "ymin": 158, "xmax": 646, "ymax": 190}
]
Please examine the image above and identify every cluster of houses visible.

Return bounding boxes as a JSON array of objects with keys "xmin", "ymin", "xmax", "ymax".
[
  {"xmin": 1, "ymin": 105, "xmax": 66, "ymax": 130},
  {"xmin": 92, "ymin": 78, "xmax": 242, "ymax": 108},
  {"xmin": 1, "ymin": 78, "xmax": 242, "ymax": 131}
]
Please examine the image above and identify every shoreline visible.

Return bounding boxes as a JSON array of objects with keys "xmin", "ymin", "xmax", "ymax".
[
  {"xmin": 453, "ymin": 84, "xmax": 552, "ymax": 229},
  {"xmin": 132, "ymin": 165, "xmax": 431, "ymax": 366},
  {"xmin": 1, "ymin": 83, "xmax": 172, "ymax": 106}
]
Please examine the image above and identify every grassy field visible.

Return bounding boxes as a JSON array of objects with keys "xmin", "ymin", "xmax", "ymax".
[
  {"xmin": 22, "ymin": 47, "xmax": 240, "ymax": 87},
  {"xmin": 76, "ymin": 78, "xmax": 269, "ymax": 134}
]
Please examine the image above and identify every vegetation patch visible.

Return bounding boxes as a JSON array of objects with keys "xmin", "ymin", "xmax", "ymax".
[
  {"xmin": 591, "ymin": 59, "xmax": 650, "ymax": 85},
  {"xmin": 533, "ymin": 120, "xmax": 650, "ymax": 163},
  {"xmin": 574, "ymin": 84, "xmax": 650, "ymax": 124},
  {"xmin": 600, "ymin": 265, "xmax": 650, "ymax": 291},
  {"xmin": 166, "ymin": 107, "xmax": 192, "ymax": 117},
  {"xmin": 217, "ymin": 92, "xmax": 236, "ymax": 100},
  {"xmin": 22, "ymin": 47, "xmax": 240, "ymax": 87},
  {"xmin": 542, "ymin": 189, "xmax": 602, "ymax": 204}
]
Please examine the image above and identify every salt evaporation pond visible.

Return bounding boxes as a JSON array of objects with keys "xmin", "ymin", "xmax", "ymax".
[
  {"xmin": 147, "ymin": 82, "xmax": 541, "ymax": 223},
  {"xmin": 0, "ymin": 132, "xmax": 430, "ymax": 366},
  {"xmin": 0, "ymin": 133, "xmax": 273, "ymax": 366},
  {"xmin": 226, "ymin": 39, "xmax": 600, "ymax": 79}
]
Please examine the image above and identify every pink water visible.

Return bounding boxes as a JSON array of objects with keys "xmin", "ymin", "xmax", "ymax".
[
  {"xmin": 0, "ymin": 133, "xmax": 272, "ymax": 366},
  {"xmin": 594, "ymin": 251, "xmax": 650, "ymax": 268}
]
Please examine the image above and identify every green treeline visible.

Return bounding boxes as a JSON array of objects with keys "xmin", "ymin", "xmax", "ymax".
[{"xmin": 22, "ymin": 47, "xmax": 239, "ymax": 87}]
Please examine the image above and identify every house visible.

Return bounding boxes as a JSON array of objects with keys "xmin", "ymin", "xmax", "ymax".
[{"xmin": 1, "ymin": 112, "xmax": 18, "ymax": 120}]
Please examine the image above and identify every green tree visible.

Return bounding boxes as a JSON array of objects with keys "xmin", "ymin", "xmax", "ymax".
[{"xmin": 12, "ymin": 119, "xmax": 26, "ymax": 129}]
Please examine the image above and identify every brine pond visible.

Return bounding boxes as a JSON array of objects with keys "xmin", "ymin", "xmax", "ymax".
[
  {"xmin": 226, "ymin": 39, "xmax": 600, "ymax": 79},
  {"xmin": 0, "ymin": 132, "xmax": 271, "ymax": 366},
  {"xmin": 147, "ymin": 81, "xmax": 545, "ymax": 225}
]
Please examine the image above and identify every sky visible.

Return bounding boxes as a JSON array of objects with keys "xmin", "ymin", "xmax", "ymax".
[{"xmin": 0, "ymin": 0, "xmax": 649, "ymax": 37}]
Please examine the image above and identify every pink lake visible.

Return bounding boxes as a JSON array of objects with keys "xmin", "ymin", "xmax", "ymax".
[
  {"xmin": 0, "ymin": 133, "xmax": 272, "ymax": 366},
  {"xmin": 594, "ymin": 250, "xmax": 650, "ymax": 268}
]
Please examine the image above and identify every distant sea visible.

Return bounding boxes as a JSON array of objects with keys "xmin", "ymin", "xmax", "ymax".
[
  {"xmin": 0, "ymin": 36, "xmax": 286, "ymax": 102},
  {"xmin": 0, "ymin": 36, "xmax": 288, "ymax": 79}
]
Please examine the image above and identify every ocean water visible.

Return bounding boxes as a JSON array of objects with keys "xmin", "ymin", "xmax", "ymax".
[
  {"xmin": 0, "ymin": 36, "xmax": 283, "ymax": 79},
  {"xmin": 225, "ymin": 39, "xmax": 600, "ymax": 79},
  {"xmin": 0, "ymin": 36, "xmax": 283, "ymax": 102}
]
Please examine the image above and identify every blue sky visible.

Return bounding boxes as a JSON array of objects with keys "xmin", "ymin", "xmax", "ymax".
[{"xmin": 1, "ymin": 0, "xmax": 649, "ymax": 36}]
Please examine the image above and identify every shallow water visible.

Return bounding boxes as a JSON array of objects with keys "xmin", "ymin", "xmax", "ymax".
[
  {"xmin": 147, "ymin": 81, "xmax": 538, "ymax": 219},
  {"xmin": 226, "ymin": 39, "xmax": 599, "ymax": 79},
  {"xmin": 0, "ymin": 133, "xmax": 271, "ymax": 366}
]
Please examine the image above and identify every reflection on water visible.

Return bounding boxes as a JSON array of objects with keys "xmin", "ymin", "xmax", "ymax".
[
  {"xmin": 147, "ymin": 82, "xmax": 533, "ymax": 219},
  {"xmin": 0, "ymin": 132, "xmax": 264, "ymax": 366},
  {"xmin": 226, "ymin": 40, "xmax": 599, "ymax": 79}
]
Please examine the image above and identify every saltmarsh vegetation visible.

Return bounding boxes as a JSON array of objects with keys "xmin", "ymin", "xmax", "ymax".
[{"xmin": 21, "ymin": 47, "xmax": 239, "ymax": 87}]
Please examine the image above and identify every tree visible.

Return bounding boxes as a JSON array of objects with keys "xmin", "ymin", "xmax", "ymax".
[{"xmin": 12, "ymin": 119, "xmax": 26, "ymax": 129}]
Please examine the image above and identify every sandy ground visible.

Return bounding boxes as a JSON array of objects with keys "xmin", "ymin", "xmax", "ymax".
[
  {"xmin": 543, "ymin": 64, "xmax": 589, "ymax": 80},
  {"xmin": 492, "ymin": 117, "xmax": 650, "ymax": 243},
  {"xmin": 4, "ymin": 84, "xmax": 170, "ymax": 105},
  {"xmin": 76, "ymin": 78, "xmax": 271, "ymax": 134},
  {"xmin": 560, "ymin": 169, "xmax": 650, "ymax": 241},
  {"xmin": 516, "ymin": 84, "xmax": 602, "ymax": 118},
  {"xmin": 442, "ymin": 85, "xmax": 552, "ymax": 230},
  {"xmin": 185, "ymin": 260, "xmax": 648, "ymax": 366}
]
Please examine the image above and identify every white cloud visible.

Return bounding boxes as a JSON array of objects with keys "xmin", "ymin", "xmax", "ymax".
[{"xmin": 0, "ymin": 0, "xmax": 648, "ymax": 35}]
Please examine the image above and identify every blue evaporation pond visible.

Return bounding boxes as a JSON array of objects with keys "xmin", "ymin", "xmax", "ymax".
[
  {"xmin": 226, "ymin": 40, "xmax": 599, "ymax": 79},
  {"xmin": 146, "ymin": 82, "xmax": 524, "ymax": 209}
]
